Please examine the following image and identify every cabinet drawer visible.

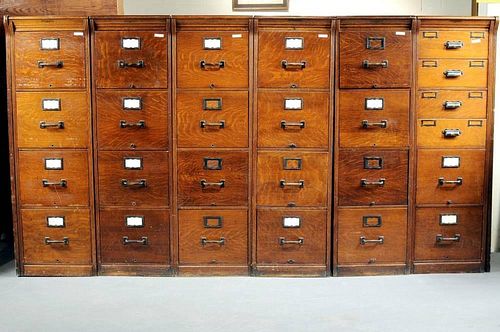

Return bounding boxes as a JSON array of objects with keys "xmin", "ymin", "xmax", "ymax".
[
  {"xmin": 417, "ymin": 119, "xmax": 486, "ymax": 148},
  {"xmin": 339, "ymin": 89, "xmax": 409, "ymax": 148},
  {"xmin": 96, "ymin": 91, "xmax": 169, "ymax": 150},
  {"xmin": 415, "ymin": 207, "xmax": 483, "ymax": 261},
  {"xmin": 177, "ymin": 91, "xmax": 248, "ymax": 148},
  {"xmin": 257, "ymin": 151, "xmax": 328, "ymax": 207},
  {"xmin": 417, "ymin": 90, "xmax": 487, "ymax": 119},
  {"xmin": 19, "ymin": 150, "xmax": 89, "ymax": 207},
  {"xmin": 22, "ymin": 208, "xmax": 91, "ymax": 265},
  {"xmin": 418, "ymin": 30, "xmax": 489, "ymax": 59},
  {"xmin": 94, "ymin": 31, "xmax": 168, "ymax": 88},
  {"xmin": 98, "ymin": 151, "xmax": 169, "ymax": 207},
  {"xmin": 258, "ymin": 30, "xmax": 331, "ymax": 88},
  {"xmin": 417, "ymin": 149, "xmax": 485, "ymax": 205},
  {"xmin": 339, "ymin": 30, "xmax": 411, "ymax": 88},
  {"xmin": 258, "ymin": 90, "xmax": 329, "ymax": 148},
  {"xmin": 418, "ymin": 59, "xmax": 487, "ymax": 88},
  {"xmin": 256, "ymin": 209, "xmax": 327, "ymax": 265},
  {"xmin": 337, "ymin": 207, "xmax": 407, "ymax": 265},
  {"xmin": 14, "ymin": 31, "xmax": 87, "ymax": 89},
  {"xmin": 99, "ymin": 208, "xmax": 169, "ymax": 264},
  {"xmin": 338, "ymin": 149, "xmax": 408, "ymax": 206},
  {"xmin": 178, "ymin": 151, "xmax": 248, "ymax": 206},
  {"xmin": 176, "ymin": 31, "xmax": 248, "ymax": 89},
  {"xmin": 179, "ymin": 209, "xmax": 248, "ymax": 265},
  {"xmin": 16, "ymin": 92, "xmax": 89, "ymax": 148}
]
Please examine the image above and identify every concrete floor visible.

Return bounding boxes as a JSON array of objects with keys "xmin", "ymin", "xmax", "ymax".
[{"xmin": 1, "ymin": 258, "xmax": 500, "ymax": 332}]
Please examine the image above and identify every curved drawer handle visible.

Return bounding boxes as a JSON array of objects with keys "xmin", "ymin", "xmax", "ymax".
[
  {"xmin": 279, "ymin": 237, "xmax": 304, "ymax": 245},
  {"xmin": 281, "ymin": 60, "xmax": 307, "ymax": 70},
  {"xmin": 201, "ymin": 237, "xmax": 225, "ymax": 246},
  {"xmin": 44, "ymin": 237, "xmax": 69, "ymax": 245},
  {"xmin": 122, "ymin": 236, "xmax": 148, "ymax": 245},
  {"xmin": 200, "ymin": 60, "xmax": 225, "ymax": 70},
  {"xmin": 436, "ymin": 234, "xmax": 461, "ymax": 243},
  {"xmin": 361, "ymin": 120, "xmax": 387, "ymax": 129},
  {"xmin": 444, "ymin": 41, "xmax": 463, "ymax": 49},
  {"xmin": 42, "ymin": 179, "xmax": 67, "ymax": 188},
  {"xmin": 442, "ymin": 128, "xmax": 461, "ymax": 138},
  {"xmin": 360, "ymin": 178, "xmax": 385, "ymax": 187},
  {"xmin": 40, "ymin": 121, "xmax": 64, "ymax": 129},
  {"xmin": 120, "ymin": 120, "xmax": 146, "ymax": 128},
  {"xmin": 200, "ymin": 120, "xmax": 225, "ymax": 129},
  {"xmin": 118, "ymin": 60, "xmax": 145, "ymax": 68},
  {"xmin": 121, "ymin": 179, "xmax": 147, "ymax": 188},
  {"xmin": 360, "ymin": 236, "xmax": 384, "ymax": 245},
  {"xmin": 280, "ymin": 180, "xmax": 305, "ymax": 188},
  {"xmin": 200, "ymin": 179, "xmax": 225, "ymax": 188},
  {"xmin": 443, "ymin": 101, "xmax": 462, "ymax": 110},
  {"xmin": 443, "ymin": 69, "xmax": 463, "ymax": 78},
  {"xmin": 38, "ymin": 60, "xmax": 63, "ymax": 68},
  {"xmin": 362, "ymin": 60, "xmax": 388, "ymax": 69},
  {"xmin": 438, "ymin": 176, "xmax": 463, "ymax": 186},
  {"xmin": 281, "ymin": 120, "xmax": 306, "ymax": 130}
]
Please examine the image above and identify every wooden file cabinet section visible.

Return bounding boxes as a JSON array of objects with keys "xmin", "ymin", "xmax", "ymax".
[{"xmin": 5, "ymin": 16, "xmax": 496, "ymax": 277}]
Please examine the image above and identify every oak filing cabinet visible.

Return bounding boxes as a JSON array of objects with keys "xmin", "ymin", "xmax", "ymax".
[{"xmin": 4, "ymin": 15, "xmax": 497, "ymax": 277}]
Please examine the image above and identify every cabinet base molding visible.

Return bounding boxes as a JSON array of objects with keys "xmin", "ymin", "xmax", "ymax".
[
  {"xmin": 413, "ymin": 261, "xmax": 483, "ymax": 274},
  {"xmin": 22, "ymin": 264, "xmax": 94, "ymax": 277},
  {"xmin": 253, "ymin": 265, "xmax": 329, "ymax": 277},
  {"xmin": 98, "ymin": 264, "xmax": 173, "ymax": 277},
  {"xmin": 178, "ymin": 265, "xmax": 250, "ymax": 276},
  {"xmin": 337, "ymin": 264, "xmax": 408, "ymax": 276}
]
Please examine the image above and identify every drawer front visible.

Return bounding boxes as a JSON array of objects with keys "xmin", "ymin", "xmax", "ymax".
[
  {"xmin": 16, "ymin": 92, "xmax": 89, "ymax": 148},
  {"xmin": 96, "ymin": 90, "xmax": 169, "ymax": 150},
  {"xmin": 339, "ymin": 89, "xmax": 409, "ymax": 148},
  {"xmin": 94, "ymin": 31, "xmax": 168, "ymax": 88},
  {"xmin": 337, "ymin": 207, "xmax": 407, "ymax": 265},
  {"xmin": 417, "ymin": 119, "xmax": 486, "ymax": 148},
  {"xmin": 258, "ymin": 90, "xmax": 329, "ymax": 148},
  {"xmin": 418, "ymin": 59, "xmax": 488, "ymax": 88},
  {"xmin": 176, "ymin": 31, "xmax": 248, "ymax": 89},
  {"xmin": 256, "ymin": 209, "xmax": 327, "ymax": 265},
  {"xmin": 178, "ymin": 151, "xmax": 248, "ymax": 206},
  {"xmin": 257, "ymin": 151, "xmax": 328, "ymax": 207},
  {"xmin": 177, "ymin": 91, "xmax": 248, "ymax": 148},
  {"xmin": 19, "ymin": 150, "xmax": 89, "ymax": 207},
  {"xmin": 258, "ymin": 30, "xmax": 331, "ymax": 88},
  {"xmin": 418, "ymin": 30, "xmax": 489, "ymax": 59},
  {"xmin": 22, "ymin": 208, "xmax": 92, "ymax": 264},
  {"xmin": 99, "ymin": 209, "xmax": 169, "ymax": 264},
  {"xmin": 339, "ymin": 30, "xmax": 412, "ymax": 88},
  {"xmin": 179, "ymin": 209, "xmax": 248, "ymax": 265},
  {"xmin": 417, "ymin": 90, "xmax": 487, "ymax": 119},
  {"xmin": 417, "ymin": 149, "xmax": 485, "ymax": 205},
  {"xmin": 415, "ymin": 207, "xmax": 483, "ymax": 261},
  {"xmin": 98, "ymin": 151, "xmax": 169, "ymax": 207},
  {"xmin": 338, "ymin": 149, "xmax": 408, "ymax": 206},
  {"xmin": 15, "ymin": 31, "xmax": 87, "ymax": 89}
]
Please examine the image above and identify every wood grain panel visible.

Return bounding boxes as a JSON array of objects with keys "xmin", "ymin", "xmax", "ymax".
[
  {"xmin": 417, "ymin": 90, "xmax": 487, "ymax": 119},
  {"xmin": 418, "ymin": 59, "xmax": 488, "ymax": 88},
  {"xmin": 417, "ymin": 119, "xmax": 486, "ymax": 148},
  {"xmin": 0, "ymin": 0, "xmax": 121, "ymax": 16},
  {"xmin": 418, "ymin": 29, "xmax": 489, "ymax": 59}
]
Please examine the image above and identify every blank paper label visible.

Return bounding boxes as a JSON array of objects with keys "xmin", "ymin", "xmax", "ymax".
[
  {"xmin": 232, "ymin": 34, "xmax": 242, "ymax": 38},
  {"xmin": 73, "ymin": 32, "xmax": 84, "ymax": 36},
  {"xmin": 124, "ymin": 158, "xmax": 142, "ymax": 169},
  {"xmin": 441, "ymin": 215, "xmax": 458, "ymax": 225},
  {"xmin": 47, "ymin": 217, "xmax": 65, "ymax": 227},
  {"xmin": 204, "ymin": 38, "xmax": 222, "ymax": 49},
  {"xmin": 122, "ymin": 38, "xmax": 140, "ymax": 49},
  {"xmin": 40, "ymin": 38, "xmax": 59, "ymax": 50},
  {"xmin": 123, "ymin": 98, "xmax": 142, "ymax": 110},
  {"xmin": 154, "ymin": 33, "xmax": 165, "ymax": 38},
  {"xmin": 395, "ymin": 31, "xmax": 406, "ymax": 36},
  {"xmin": 126, "ymin": 216, "xmax": 144, "ymax": 227},
  {"xmin": 45, "ymin": 159, "xmax": 63, "ymax": 170},
  {"xmin": 284, "ymin": 98, "xmax": 303, "ymax": 110},
  {"xmin": 318, "ymin": 34, "xmax": 329, "ymax": 38},
  {"xmin": 366, "ymin": 98, "xmax": 384, "ymax": 110},
  {"xmin": 283, "ymin": 217, "xmax": 301, "ymax": 228},
  {"xmin": 42, "ymin": 99, "xmax": 61, "ymax": 111},
  {"xmin": 442, "ymin": 157, "xmax": 460, "ymax": 168},
  {"xmin": 471, "ymin": 38, "xmax": 481, "ymax": 44},
  {"xmin": 285, "ymin": 38, "xmax": 303, "ymax": 49}
]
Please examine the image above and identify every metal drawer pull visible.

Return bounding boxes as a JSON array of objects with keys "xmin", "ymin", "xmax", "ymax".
[
  {"xmin": 118, "ymin": 60, "xmax": 145, "ymax": 68},
  {"xmin": 279, "ymin": 237, "xmax": 304, "ymax": 245},
  {"xmin": 200, "ymin": 179, "xmax": 225, "ymax": 188},
  {"xmin": 444, "ymin": 70, "xmax": 463, "ymax": 78},
  {"xmin": 281, "ymin": 120, "xmax": 306, "ymax": 129},
  {"xmin": 37, "ymin": 60, "xmax": 63, "ymax": 68},
  {"xmin": 442, "ymin": 128, "xmax": 461, "ymax": 138},
  {"xmin": 42, "ymin": 179, "xmax": 67, "ymax": 187},
  {"xmin": 443, "ymin": 101, "xmax": 462, "ymax": 109},
  {"xmin": 122, "ymin": 236, "xmax": 148, "ymax": 245},
  {"xmin": 200, "ymin": 60, "xmax": 225, "ymax": 70},
  {"xmin": 361, "ymin": 120, "xmax": 388, "ymax": 129},
  {"xmin": 201, "ymin": 237, "xmax": 225, "ymax": 246},
  {"xmin": 360, "ymin": 236, "xmax": 384, "ymax": 245},
  {"xmin": 44, "ymin": 237, "xmax": 69, "ymax": 245},
  {"xmin": 120, "ymin": 120, "xmax": 146, "ymax": 128},
  {"xmin": 361, "ymin": 178, "xmax": 385, "ymax": 187},
  {"xmin": 200, "ymin": 120, "xmax": 225, "ymax": 129},
  {"xmin": 40, "ymin": 121, "xmax": 64, "ymax": 129},
  {"xmin": 444, "ymin": 41, "xmax": 463, "ymax": 49},
  {"xmin": 121, "ymin": 179, "xmax": 147, "ymax": 188},
  {"xmin": 281, "ymin": 60, "xmax": 307, "ymax": 70},
  {"xmin": 436, "ymin": 234, "xmax": 461, "ymax": 243},
  {"xmin": 280, "ymin": 180, "xmax": 305, "ymax": 188},
  {"xmin": 362, "ymin": 60, "xmax": 388, "ymax": 68},
  {"xmin": 438, "ymin": 176, "xmax": 463, "ymax": 186}
]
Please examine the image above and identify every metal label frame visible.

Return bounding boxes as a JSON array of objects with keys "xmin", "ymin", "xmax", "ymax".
[
  {"xmin": 44, "ymin": 158, "xmax": 64, "ymax": 170},
  {"xmin": 365, "ymin": 97, "xmax": 384, "ymax": 110},
  {"xmin": 284, "ymin": 37, "xmax": 304, "ymax": 50},
  {"xmin": 366, "ymin": 36, "xmax": 386, "ymax": 50},
  {"xmin": 122, "ymin": 97, "xmax": 143, "ymax": 111},
  {"xmin": 40, "ymin": 38, "xmax": 60, "ymax": 50},
  {"xmin": 125, "ymin": 215, "xmax": 145, "ymax": 228},
  {"xmin": 121, "ymin": 37, "xmax": 142, "ymax": 50},
  {"xmin": 203, "ymin": 37, "xmax": 222, "ymax": 50},
  {"xmin": 363, "ymin": 215, "xmax": 382, "ymax": 227},
  {"xmin": 42, "ymin": 98, "xmax": 61, "ymax": 111},
  {"xmin": 204, "ymin": 157, "xmax": 223, "ymax": 170},
  {"xmin": 283, "ymin": 97, "xmax": 304, "ymax": 110},
  {"xmin": 123, "ymin": 157, "xmax": 143, "ymax": 170},
  {"xmin": 441, "ymin": 156, "xmax": 461, "ymax": 168},
  {"xmin": 203, "ymin": 216, "xmax": 223, "ymax": 228},
  {"xmin": 440, "ymin": 213, "xmax": 459, "ymax": 226},
  {"xmin": 283, "ymin": 158, "xmax": 302, "ymax": 170},
  {"xmin": 363, "ymin": 156, "xmax": 384, "ymax": 170},
  {"xmin": 203, "ymin": 98, "xmax": 223, "ymax": 111},
  {"xmin": 282, "ymin": 216, "xmax": 301, "ymax": 228},
  {"xmin": 46, "ymin": 216, "xmax": 66, "ymax": 228}
]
